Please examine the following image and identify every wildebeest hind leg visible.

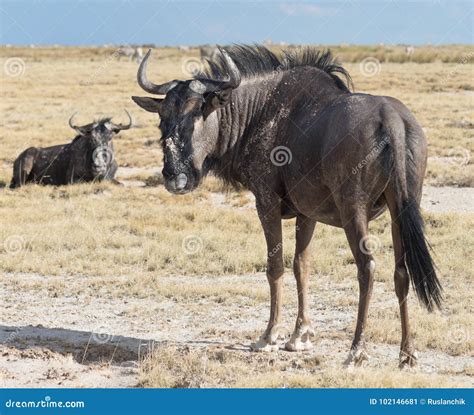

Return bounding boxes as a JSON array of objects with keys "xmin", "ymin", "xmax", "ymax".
[
  {"xmin": 10, "ymin": 152, "xmax": 35, "ymax": 188},
  {"xmin": 385, "ymin": 187, "xmax": 417, "ymax": 368},
  {"xmin": 285, "ymin": 215, "xmax": 316, "ymax": 351},
  {"xmin": 342, "ymin": 212, "xmax": 375, "ymax": 367},
  {"xmin": 251, "ymin": 201, "xmax": 285, "ymax": 352}
]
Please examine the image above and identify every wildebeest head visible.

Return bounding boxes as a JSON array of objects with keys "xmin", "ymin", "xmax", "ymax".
[
  {"xmin": 69, "ymin": 110, "xmax": 132, "ymax": 172},
  {"xmin": 132, "ymin": 49, "xmax": 241, "ymax": 194}
]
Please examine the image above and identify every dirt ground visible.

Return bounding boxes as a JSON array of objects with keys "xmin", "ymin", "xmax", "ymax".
[{"xmin": 1, "ymin": 272, "xmax": 472, "ymax": 388}]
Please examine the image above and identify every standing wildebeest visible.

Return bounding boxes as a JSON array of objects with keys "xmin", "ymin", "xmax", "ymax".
[
  {"xmin": 132, "ymin": 46, "xmax": 442, "ymax": 368},
  {"xmin": 10, "ymin": 111, "xmax": 132, "ymax": 188}
]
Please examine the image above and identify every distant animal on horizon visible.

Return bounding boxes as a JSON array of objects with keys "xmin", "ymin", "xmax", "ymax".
[
  {"xmin": 405, "ymin": 46, "xmax": 415, "ymax": 58},
  {"xmin": 116, "ymin": 46, "xmax": 144, "ymax": 63},
  {"xmin": 199, "ymin": 45, "xmax": 219, "ymax": 62},
  {"xmin": 10, "ymin": 111, "xmax": 132, "ymax": 188}
]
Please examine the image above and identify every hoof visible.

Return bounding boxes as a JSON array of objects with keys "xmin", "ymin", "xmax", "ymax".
[
  {"xmin": 344, "ymin": 347, "xmax": 370, "ymax": 367},
  {"xmin": 285, "ymin": 337, "xmax": 313, "ymax": 351},
  {"xmin": 285, "ymin": 325, "xmax": 315, "ymax": 352},
  {"xmin": 250, "ymin": 338, "xmax": 280, "ymax": 352},
  {"xmin": 399, "ymin": 350, "xmax": 418, "ymax": 369},
  {"xmin": 250, "ymin": 325, "xmax": 288, "ymax": 352}
]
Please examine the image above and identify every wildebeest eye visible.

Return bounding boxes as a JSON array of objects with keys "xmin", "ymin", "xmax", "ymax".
[{"xmin": 182, "ymin": 98, "xmax": 203, "ymax": 116}]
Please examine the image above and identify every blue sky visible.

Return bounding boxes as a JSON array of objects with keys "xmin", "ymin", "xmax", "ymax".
[{"xmin": 0, "ymin": 1, "xmax": 472, "ymax": 46}]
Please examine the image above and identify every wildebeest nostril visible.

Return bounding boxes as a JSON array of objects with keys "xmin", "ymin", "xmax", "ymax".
[{"xmin": 175, "ymin": 173, "xmax": 188, "ymax": 190}]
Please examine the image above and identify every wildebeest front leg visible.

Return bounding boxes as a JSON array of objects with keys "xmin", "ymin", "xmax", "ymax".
[
  {"xmin": 285, "ymin": 215, "xmax": 316, "ymax": 351},
  {"xmin": 105, "ymin": 161, "xmax": 123, "ymax": 185},
  {"xmin": 66, "ymin": 164, "xmax": 76, "ymax": 184},
  {"xmin": 251, "ymin": 200, "xmax": 285, "ymax": 352}
]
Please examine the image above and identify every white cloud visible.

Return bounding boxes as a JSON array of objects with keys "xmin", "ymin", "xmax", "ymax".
[{"xmin": 280, "ymin": 3, "xmax": 337, "ymax": 17}]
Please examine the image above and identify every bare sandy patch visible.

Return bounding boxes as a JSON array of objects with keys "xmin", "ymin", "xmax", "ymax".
[{"xmin": 1, "ymin": 273, "xmax": 471, "ymax": 388}]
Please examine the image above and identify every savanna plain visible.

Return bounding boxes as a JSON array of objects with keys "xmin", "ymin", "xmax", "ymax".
[{"xmin": 0, "ymin": 45, "xmax": 473, "ymax": 387}]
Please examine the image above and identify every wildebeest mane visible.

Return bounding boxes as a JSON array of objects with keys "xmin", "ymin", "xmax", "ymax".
[{"xmin": 198, "ymin": 44, "xmax": 353, "ymax": 92}]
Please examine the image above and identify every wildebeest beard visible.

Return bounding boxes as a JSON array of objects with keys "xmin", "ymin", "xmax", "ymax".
[{"xmin": 90, "ymin": 140, "xmax": 115, "ymax": 178}]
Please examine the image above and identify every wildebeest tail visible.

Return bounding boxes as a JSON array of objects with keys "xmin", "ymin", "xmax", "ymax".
[
  {"xmin": 381, "ymin": 106, "xmax": 443, "ymax": 311},
  {"xmin": 397, "ymin": 197, "xmax": 442, "ymax": 311}
]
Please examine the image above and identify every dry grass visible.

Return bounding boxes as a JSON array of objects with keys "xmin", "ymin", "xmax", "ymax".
[
  {"xmin": 138, "ymin": 345, "xmax": 471, "ymax": 388},
  {"xmin": 1, "ymin": 183, "xmax": 472, "ymax": 285},
  {"xmin": 0, "ymin": 46, "xmax": 473, "ymax": 388}
]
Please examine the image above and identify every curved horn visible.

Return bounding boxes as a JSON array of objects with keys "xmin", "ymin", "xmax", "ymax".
[
  {"xmin": 68, "ymin": 112, "xmax": 83, "ymax": 133},
  {"xmin": 137, "ymin": 49, "xmax": 178, "ymax": 95},
  {"xmin": 112, "ymin": 109, "xmax": 133, "ymax": 131},
  {"xmin": 201, "ymin": 47, "xmax": 241, "ymax": 92}
]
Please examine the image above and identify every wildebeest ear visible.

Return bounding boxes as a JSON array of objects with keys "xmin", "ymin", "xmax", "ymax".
[
  {"xmin": 71, "ymin": 125, "xmax": 90, "ymax": 135},
  {"xmin": 203, "ymin": 88, "xmax": 232, "ymax": 119},
  {"xmin": 131, "ymin": 96, "xmax": 162, "ymax": 113}
]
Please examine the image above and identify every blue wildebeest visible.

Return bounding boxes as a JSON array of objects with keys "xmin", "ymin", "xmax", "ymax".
[
  {"xmin": 10, "ymin": 111, "xmax": 132, "ymax": 188},
  {"xmin": 132, "ymin": 45, "xmax": 442, "ymax": 368}
]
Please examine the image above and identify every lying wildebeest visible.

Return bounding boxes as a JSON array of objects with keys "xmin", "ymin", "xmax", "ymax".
[
  {"xmin": 10, "ymin": 111, "xmax": 132, "ymax": 188},
  {"xmin": 132, "ymin": 45, "xmax": 442, "ymax": 368}
]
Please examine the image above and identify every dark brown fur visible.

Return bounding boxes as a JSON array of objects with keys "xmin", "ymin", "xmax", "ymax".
[
  {"xmin": 133, "ymin": 45, "xmax": 442, "ymax": 367},
  {"xmin": 10, "ymin": 115, "xmax": 131, "ymax": 188}
]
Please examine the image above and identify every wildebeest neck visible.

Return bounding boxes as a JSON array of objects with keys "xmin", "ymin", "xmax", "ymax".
[
  {"xmin": 219, "ymin": 80, "xmax": 274, "ymax": 152},
  {"xmin": 206, "ymin": 69, "xmax": 345, "ymax": 187}
]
